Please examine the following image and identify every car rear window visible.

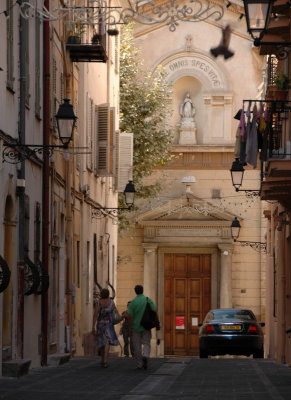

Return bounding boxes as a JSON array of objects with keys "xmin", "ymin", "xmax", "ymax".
[{"xmin": 212, "ymin": 310, "xmax": 255, "ymax": 320}]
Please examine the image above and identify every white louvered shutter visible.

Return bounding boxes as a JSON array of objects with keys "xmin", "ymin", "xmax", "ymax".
[
  {"xmin": 86, "ymin": 95, "xmax": 93, "ymax": 170},
  {"xmin": 96, "ymin": 103, "xmax": 110, "ymax": 176},
  {"xmin": 109, "ymin": 107, "xmax": 116, "ymax": 176},
  {"xmin": 116, "ymin": 132, "xmax": 133, "ymax": 192}
]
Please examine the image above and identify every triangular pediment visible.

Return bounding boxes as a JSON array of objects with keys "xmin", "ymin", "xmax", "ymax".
[{"xmin": 136, "ymin": 194, "xmax": 236, "ymax": 225}]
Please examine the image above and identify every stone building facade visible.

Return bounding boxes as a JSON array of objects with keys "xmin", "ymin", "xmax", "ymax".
[{"xmin": 117, "ymin": 1, "xmax": 267, "ymax": 357}]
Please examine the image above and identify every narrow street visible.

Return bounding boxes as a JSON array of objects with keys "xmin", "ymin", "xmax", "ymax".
[{"xmin": 1, "ymin": 356, "xmax": 291, "ymax": 400}]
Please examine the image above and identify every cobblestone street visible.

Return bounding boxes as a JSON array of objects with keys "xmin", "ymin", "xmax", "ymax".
[{"xmin": 1, "ymin": 357, "xmax": 291, "ymax": 400}]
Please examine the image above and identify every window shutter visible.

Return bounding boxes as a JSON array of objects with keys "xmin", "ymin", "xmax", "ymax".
[
  {"xmin": 86, "ymin": 94, "xmax": 93, "ymax": 170},
  {"xmin": 109, "ymin": 107, "xmax": 116, "ymax": 175},
  {"xmin": 35, "ymin": 12, "xmax": 41, "ymax": 118},
  {"xmin": 96, "ymin": 103, "xmax": 110, "ymax": 176},
  {"xmin": 116, "ymin": 132, "xmax": 133, "ymax": 192},
  {"xmin": 0, "ymin": 138, "xmax": 3, "ymax": 171},
  {"xmin": 7, "ymin": 0, "xmax": 14, "ymax": 89}
]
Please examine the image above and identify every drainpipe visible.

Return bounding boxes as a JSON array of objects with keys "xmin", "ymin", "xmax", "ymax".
[
  {"xmin": 16, "ymin": 9, "xmax": 26, "ymax": 360},
  {"xmin": 41, "ymin": 0, "xmax": 50, "ymax": 366}
]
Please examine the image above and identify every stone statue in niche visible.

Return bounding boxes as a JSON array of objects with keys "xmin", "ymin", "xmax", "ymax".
[{"xmin": 178, "ymin": 92, "xmax": 197, "ymax": 145}]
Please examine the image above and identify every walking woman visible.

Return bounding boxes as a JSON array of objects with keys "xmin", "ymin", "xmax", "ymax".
[{"xmin": 92, "ymin": 288, "xmax": 119, "ymax": 368}]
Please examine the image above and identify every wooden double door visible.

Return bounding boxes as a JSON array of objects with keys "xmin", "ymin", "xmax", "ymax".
[{"xmin": 164, "ymin": 253, "xmax": 211, "ymax": 356}]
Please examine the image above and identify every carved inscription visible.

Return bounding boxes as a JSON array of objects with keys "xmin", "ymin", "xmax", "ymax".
[
  {"xmin": 165, "ymin": 58, "xmax": 222, "ymax": 88},
  {"xmin": 157, "ymin": 228, "xmax": 221, "ymax": 237}
]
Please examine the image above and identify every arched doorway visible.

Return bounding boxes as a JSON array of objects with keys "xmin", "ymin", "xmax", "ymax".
[{"xmin": 2, "ymin": 195, "xmax": 15, "ymax": 361}]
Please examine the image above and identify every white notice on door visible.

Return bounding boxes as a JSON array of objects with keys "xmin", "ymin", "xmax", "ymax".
[{"xmin": 192, "ymin": 317, "xmax": 198, "ymax": 326}]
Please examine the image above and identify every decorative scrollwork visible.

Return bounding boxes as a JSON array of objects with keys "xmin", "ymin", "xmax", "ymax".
[
  {"xmin": 19, "ymin": 0, "xmax": 224, "ymax": 32},
  {"xmin": 0, "ymin": 255, "xmax": 11, "ymax": 293},
  {"xmin": 24, "ymin": 257, "xmax": 40, "ymax": 296},
  {"xmin": 238, "ymin": 241, "xmax": 266, "ymax": 253},
  {"xmin": 244, "ymin": 191, "xmax": 260, "ymax": 199},
  {"xmin": 2, "ymin": 145, "xmax": 54, "ymax": 164},
  {"xmin": 276, "ymin": 47, "xmax": 290, "ymax": 61},
  {"xmin": 91, "ymin": 207, "xmax": 130, "ymax": 219}
]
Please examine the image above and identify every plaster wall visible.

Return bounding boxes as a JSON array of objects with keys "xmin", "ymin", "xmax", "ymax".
[{"xmin": 117, "ymin": 4, "xmax": 266, "ymax": 356}]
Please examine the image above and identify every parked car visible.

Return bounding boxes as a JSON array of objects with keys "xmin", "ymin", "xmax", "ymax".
[{"xmin": 199, "ymin": 308, "xmax": 264, "ymax": 358}]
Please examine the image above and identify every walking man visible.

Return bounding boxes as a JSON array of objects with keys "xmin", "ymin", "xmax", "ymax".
[{"xmin": 127, "ymin": 285, "xmax": 158, "ymax": 370}]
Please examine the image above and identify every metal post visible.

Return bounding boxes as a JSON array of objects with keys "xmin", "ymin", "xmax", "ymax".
[
  {"xmin": 16, "ymin": 7, "xmax": 27, "ymax": 360},
  {"xmin": 41, "ymin": 0, "xmax": 50, "ymax": 366}
]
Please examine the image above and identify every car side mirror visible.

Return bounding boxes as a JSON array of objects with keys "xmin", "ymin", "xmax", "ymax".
[{"xmin": 260, "ymin": 322, "xmax": 265, "ymax": 327}]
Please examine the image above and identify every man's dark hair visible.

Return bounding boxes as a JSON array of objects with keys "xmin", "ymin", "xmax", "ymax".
[
  {"xmin": 135, "ymin": 285, "xmax": 143, "ymax": 295},
  {"xmin": 100, "ymin": 288, "xmax": 110, "ymax": 299}
]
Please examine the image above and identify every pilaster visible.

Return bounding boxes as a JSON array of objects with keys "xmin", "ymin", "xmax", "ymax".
[{"xmin": 218, "ymin": 244, "xmax": 234, "ymax": 308}]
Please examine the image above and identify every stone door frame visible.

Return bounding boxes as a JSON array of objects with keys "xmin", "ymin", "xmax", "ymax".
[{"xmin": 141, "ymin": 219, "xmax": 234, "ymax": 357}]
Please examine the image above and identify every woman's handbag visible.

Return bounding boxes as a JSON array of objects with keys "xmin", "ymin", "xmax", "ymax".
[{"xmin": 112, "ymin": 306, "xmax": 122, "ymax": 325}]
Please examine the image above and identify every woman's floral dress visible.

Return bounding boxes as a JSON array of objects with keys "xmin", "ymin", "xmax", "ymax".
[{"xmin": 96, "ymin": 299, "xmax": 119, "ymax": 347}]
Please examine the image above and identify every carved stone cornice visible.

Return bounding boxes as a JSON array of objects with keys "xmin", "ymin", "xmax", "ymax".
[{"xmin": 142, "ymin": 220, "xmax": 232, "ymax": 240}]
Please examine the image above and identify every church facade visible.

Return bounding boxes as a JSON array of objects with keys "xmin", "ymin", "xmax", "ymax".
[{"xmin": 117, "ymin": 3, "xmax": 267, "ymax": 357}]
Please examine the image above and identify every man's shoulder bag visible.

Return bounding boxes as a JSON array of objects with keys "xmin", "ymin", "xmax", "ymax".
[{"xmin": 141, "ymin": 297, "xmax": 160, "ymax": 330}]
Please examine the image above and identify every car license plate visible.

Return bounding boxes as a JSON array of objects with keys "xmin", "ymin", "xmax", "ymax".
[{"xmin": 221, "ymin": 325, "xmax": 241, "ymax": 330}]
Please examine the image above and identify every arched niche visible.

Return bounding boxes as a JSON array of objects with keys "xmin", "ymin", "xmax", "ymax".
[
  {"xmin": 172, "ymin": 76, "xmax": 203, "ymax": 144},
  {"xmin": 158, "ymin": 52, "xmax": 233, "ymax": 145}
]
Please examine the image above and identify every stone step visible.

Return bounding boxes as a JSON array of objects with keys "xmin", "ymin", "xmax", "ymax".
[
  {"xmin": 2, "ymin": 359, "xmax": 31, "ymax": 377},
  {"xmin": 48, "ymin": 353, "xmax": 71, "ymax": 366}
]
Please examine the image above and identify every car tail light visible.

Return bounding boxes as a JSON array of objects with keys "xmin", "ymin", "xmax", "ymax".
[
  {"xmin": 206, "ymin": 324, "xmax": 215, "ymax": 333},
  {"xmin": 248, "ymin": 324, "xmax": 257, "ymax": 333}
]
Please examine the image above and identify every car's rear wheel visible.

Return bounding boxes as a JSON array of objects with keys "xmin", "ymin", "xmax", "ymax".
[
  {"xmin": 253, "ymin": 348, "xmax": 264, "ymax": 358},
  {"xmin": 199, "ymin": 349, "xmax": 208, "ymax": 358}
]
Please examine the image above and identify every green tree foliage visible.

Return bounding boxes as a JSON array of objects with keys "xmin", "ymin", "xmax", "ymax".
[{"xmin": 120, "ymin": 24, "xmax": 173, "ymax": 201}]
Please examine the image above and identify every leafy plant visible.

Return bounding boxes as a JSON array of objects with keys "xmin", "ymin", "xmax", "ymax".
[
  {"xmin": 68, "ymin": 21, "xmax": 86, "ymax": 37},
  {"xmin": 119, "ymin": 24, "xmax": 173, "ymax": 231},
  {"xmin": 274, "ymin": 70, "xmax": 290, "ymax": 90}
]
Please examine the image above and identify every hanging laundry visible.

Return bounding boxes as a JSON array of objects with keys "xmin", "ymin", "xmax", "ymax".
[
  {"xmin": 257, "ymin": 103, "xmax": 266, "ymax": 150},
  {"xmin": 246, "ymin": 103, "xmax": 258, "ymax": 168},
  {"xmin": 240, "ymin": 103, "xmax": 249, "ymax": 165},
  {"xmin": 234, "ymin": 125, "xmax": 241, "ymax": 158}
]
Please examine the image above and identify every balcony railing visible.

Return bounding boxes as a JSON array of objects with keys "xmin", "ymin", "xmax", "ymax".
[
  {"xmin": 240, "ymin": 99, "xmax": 291, "ymax": 181},
  {"xmin": 267, "ymin": 55, "xmax": 278, "ymax": 86},
  {"xmin": 66, "ymin": 22, "xmax": 108, "ymax": 63}
]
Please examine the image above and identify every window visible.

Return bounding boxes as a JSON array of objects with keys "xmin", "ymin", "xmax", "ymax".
[
  {"xmin": 96, "ymin": 104, "xmax": 117, "ymax": 176},
  {"xmin": 60, "ymin": 213, "xmax": 65, "ymax": 243},
  {"xmin": 35, "ymin": 12, "xmax": 41, "ymax": 118},
  {"xmin": 6, "ymin": 0, "xmax": 14, "ymax": 90},
  {"xmin": 23, "ymin": 9, "xmax": 30, "ymax": 106},
  {"xmin": 86, "ymin": 94, "xmax": 94, "ymax": 170},
  {"xmin": 50, "ymin": 248, "xmax": 58, "ymax": 344},
  {"xmin": 94, "ymin": 234, "xmax": 97, "ymax": 285},
  {"xmin": 111, "ymin": 245, "xmax": 115, "ymax": 287},
  {"xmin": 51, "ymin": 59, "xmax": 57, "ymax": 130},
  {"xmin": 76, "ymin": 241, "xmax": 80, "ymax": 289},
  {"xmin": 116, "ymin": 132, "xmax": 133, "ymax": 192},
  {"xmin": 34, "ymin": 202, "xmax": 41, "ymax": 262},
  {"xmin": 86, "ymin": 241, "xmax": 91, "ymax": 303},
  {"xmin": 24, "ymin": 195, "xmax": 30, "ymax": 255}
]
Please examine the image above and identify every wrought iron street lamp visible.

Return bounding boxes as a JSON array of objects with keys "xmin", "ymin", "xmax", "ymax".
[
  {"xmin": 230, "ymin": 159, "xmax": 260, "ymax": 197},
  {"xmin": 243, "ymin": 0, "xmax": 273, "ymax": 42},
  {"xmin": 55, "ymin": 98, "xmax": 77, "ymax": 147},
  {"xmin": 91, "ymin": 180, "xmax": 136, "ymax": 219},
  {"xmin": 2, "ymin": 98, "xmax": 79, "ymax": 164},
  {"xmin": 231, "ymin": 217, "xmax": 266, "ymax": 253},
  {"xmin": 243, "ymin": 0, "xmax": 291, "ymax": 58}
]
